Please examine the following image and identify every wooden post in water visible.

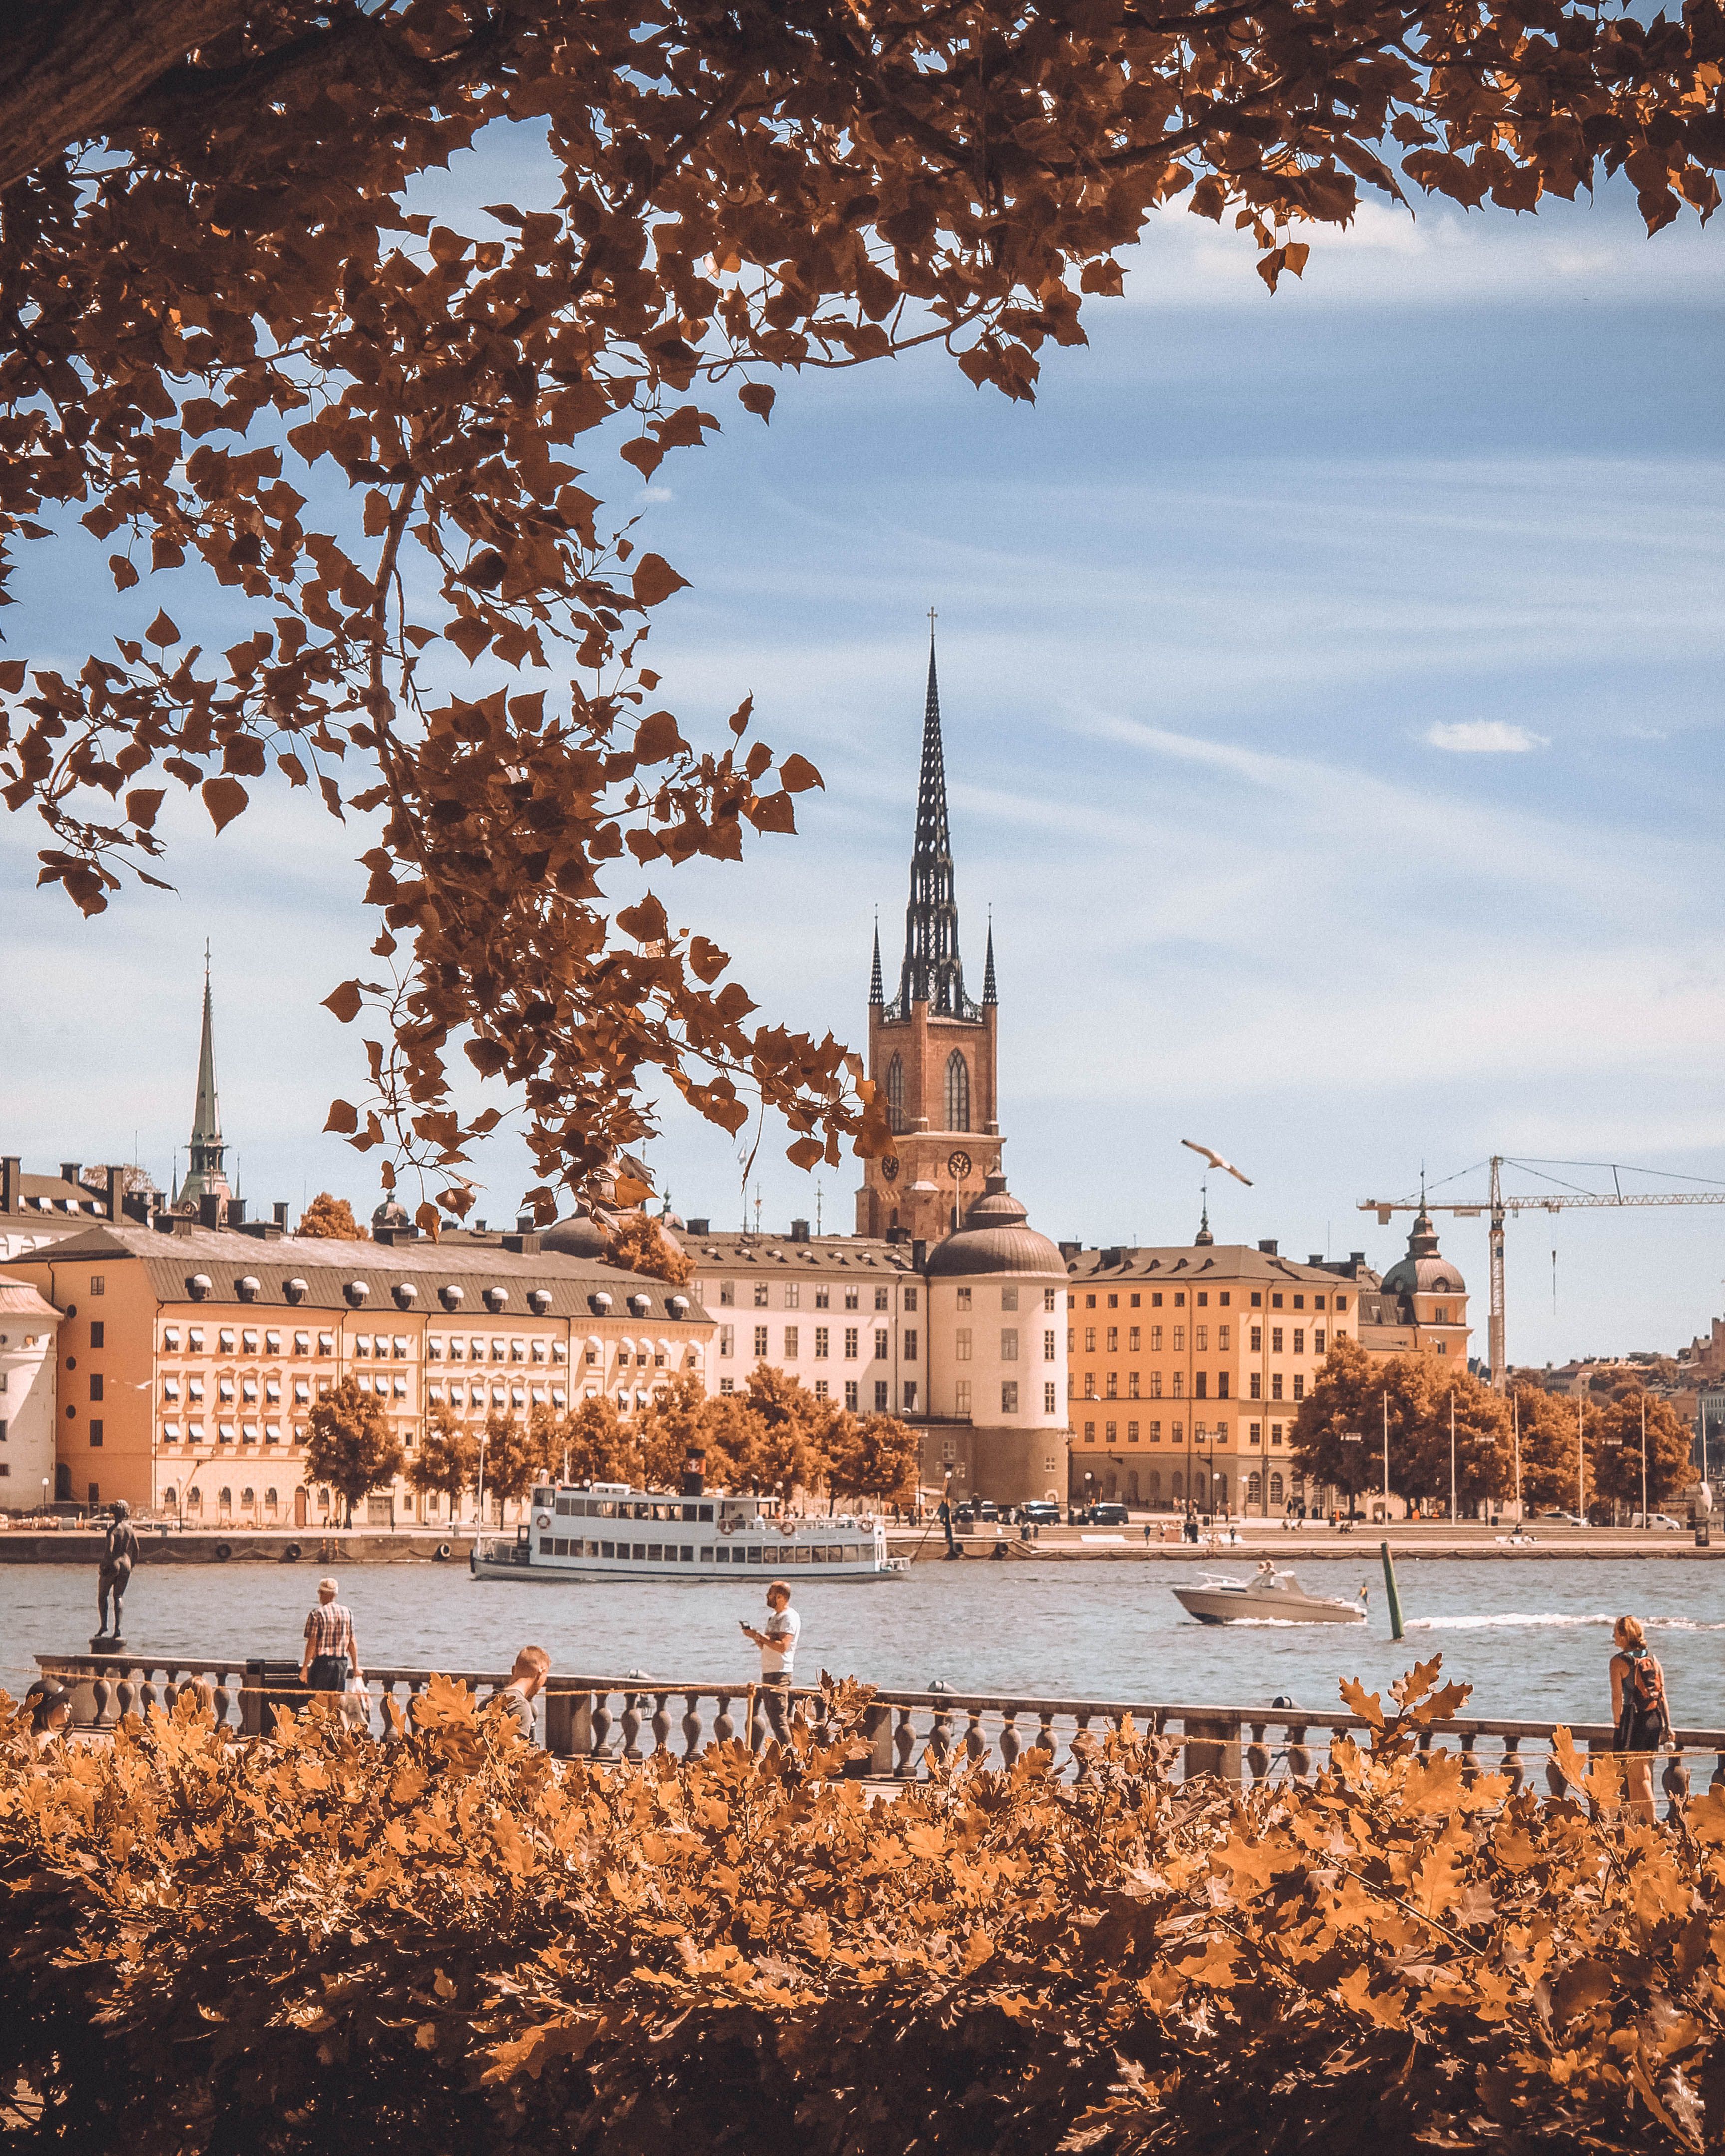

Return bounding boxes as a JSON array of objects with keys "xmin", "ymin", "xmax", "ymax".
[{"xmin": 1380, "ymin": 1540, "xmax": 1405, "ymax": 1642}]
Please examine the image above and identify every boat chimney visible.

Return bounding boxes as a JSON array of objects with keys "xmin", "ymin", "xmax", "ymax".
[{"xmin": 680, "ymin": 1447, "xmax": 706, "ymax": 1498}]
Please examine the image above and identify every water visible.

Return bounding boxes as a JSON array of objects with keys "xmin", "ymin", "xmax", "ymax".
[{"xmin": 6, "ymin": 1558, "xmax": 1724, "ymax": 1728}]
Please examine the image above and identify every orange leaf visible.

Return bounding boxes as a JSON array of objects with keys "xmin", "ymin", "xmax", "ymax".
[
  {"xmin": 631, "ymin": 553, "xmax": 688, "ymax": 609},
  {"xmin": 201, "ymin": 775, "xmax": 248, "ymax": 833},
  {"xmin": 322, "ymin": 980, "xmax": 364, "ymax": 1024},
  {"xmin": 323, "ymin": 1099, "xmax": 359, "ymax": 1134}
]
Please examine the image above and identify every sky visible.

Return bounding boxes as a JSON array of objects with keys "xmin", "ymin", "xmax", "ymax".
[{"xmin": 1, "ymin": 147, "xmax": 1721, "ymax": 1368}]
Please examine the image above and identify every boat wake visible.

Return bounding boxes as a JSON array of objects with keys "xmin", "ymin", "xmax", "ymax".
[{"xmin": 1406, "ymin": 1612, "xmax": 1725, "ymax": 1632}]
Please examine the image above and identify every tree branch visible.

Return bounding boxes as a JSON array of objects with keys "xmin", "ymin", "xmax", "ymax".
[{"xmin": 0, "ymin": 0, "xmax": 250, "ymax": 192}]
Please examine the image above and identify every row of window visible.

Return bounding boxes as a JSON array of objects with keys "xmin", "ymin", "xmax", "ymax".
[
  {"xmin": 954, "ymin": 1286, "xmax": 1058, "ymax": 1313},
  {"xmin": 542, "ymin": 1537, "xmax": 875, "ymax": 1564},
  {"xmin": 1079, "ymin": 1419, "xmax": 1290, "ymax": 1446},
  {"xmin": 722, "ymin": 1325, "xmax": 911, "ymax": 1362},
  {"xmin": 1076, "ymin": 1369, "xmax": 1314, "ymax": 1402},
  {"xmin": 1075, "ymin": 1289, "xmax": 1347, "ymax": 1313},
  {"xmin": 715, "ymin": 1280, "xmax": 907, "ymax": 1311},
  {"xmin": 1075, "ymin": 1324, "xmax": 1329, "ymax": 1356},
  {"xmin": 953, "ymin": 1328, "xmax": 1058, "ymax": 1363},
  {"xmin": 159, "ymin": 1326, "xmax": 581, "ymax": 1364}
]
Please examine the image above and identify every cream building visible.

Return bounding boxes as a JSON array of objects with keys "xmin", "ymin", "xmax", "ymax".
[
  {"xmin": 7, "ymin": 1220, "xmax": 712, "ymax": 1524},
  {"xmin": 0, "ymin": 1275, "xmax": 63, "ymax": 1511}
]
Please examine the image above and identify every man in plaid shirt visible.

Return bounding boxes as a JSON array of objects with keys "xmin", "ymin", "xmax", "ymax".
[{"xmin": 300, "ymin": 1577, "xmax": 362, "ymax": 1692}]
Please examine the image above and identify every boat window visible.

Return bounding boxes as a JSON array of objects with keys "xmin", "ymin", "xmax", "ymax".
[
  {"xmin": 746, "ymin": 1546, "xmax": 763, "ymax": 1563},
  {"xmin": 699, "ymin": 1504, "xmax": 714, "ymax": 1521},
  {"xmin": 679, "ymin": 1545, "xmax": 694, "ymax": 1562},
  {"xmin": 715, "ymin": 1545, "xmax": 730, "ymax": 1561},
  {"xmin": 700, "ymin": 1546, "xmax": 714, "ymax": 1562},
  {"xmin": 631, "ymin": 1542, "xmax": 646, "ymax": 1559},
  {"xmin": 793, "ymin": 1547, "xmax": 812, "ymax": 1563},
  {"xmin": 600, "ymin": 1541, "xmax": 615, "ymax": 1557},
  {"xmin": 647, "ymin": 1543, "xmax": 663, "ymax": 1561}
]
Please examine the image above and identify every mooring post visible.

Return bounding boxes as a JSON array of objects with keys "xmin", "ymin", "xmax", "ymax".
[{"xmin": 1380, "ymin": 1540, "xmax": 1405, "ymax": 1642}]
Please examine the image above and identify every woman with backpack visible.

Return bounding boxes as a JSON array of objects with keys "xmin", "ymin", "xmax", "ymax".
[{"xmin": 1610, "ymin": 1614, "xmax": 1673, "ymax": 1822}]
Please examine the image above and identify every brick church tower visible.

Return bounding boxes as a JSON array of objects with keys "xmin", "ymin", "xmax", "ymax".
[{"xmin": 855, "ymin": 633, "xmax": 1001, "ymax": 1243}]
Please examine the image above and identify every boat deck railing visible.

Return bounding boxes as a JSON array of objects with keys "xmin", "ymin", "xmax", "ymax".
[{"xmin": 30, "ymin": 1652, "xmax": 1725, "ymax": 1821}]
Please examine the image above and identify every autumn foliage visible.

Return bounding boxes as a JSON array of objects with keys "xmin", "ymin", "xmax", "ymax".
[
  {"xmin": 3, "ymin": 1656, "xmax": 1721, "ymax": 2154},
  {"xmin": 2, "ymin": 1, "xmax": 1720, "ymax": 1217}
]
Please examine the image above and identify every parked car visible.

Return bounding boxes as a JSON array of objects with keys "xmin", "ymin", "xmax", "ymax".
[
  {"xmin": 974, "ymin": 1499, "xmax": 1000, "ymax": 1523},
  {"xmin": 1015, "ymin": 1500, "xmax": 1061, "ymax": 1527},
  {"xmin": 1631, "ymin": 1512, "xmax": 1683, "ymax": 1531},
  {"xmin": 1536, "ymin": 1509, "xmax": 1586, "ymax": 1526},
  {"xmin": 1072, "ymin": 1501, "xmax": 1130, "ymax": 1527}
]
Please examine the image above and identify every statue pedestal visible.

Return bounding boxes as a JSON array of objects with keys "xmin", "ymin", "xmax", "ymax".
[{"xmin": 90, "ymin": 1634, "xmax": 127, "ymax": 1655}]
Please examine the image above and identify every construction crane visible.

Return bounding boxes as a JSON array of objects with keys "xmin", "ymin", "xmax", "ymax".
[{"xmin": 1359, "ymin": 1155, "xmax": 1725, "ymax": 1391}]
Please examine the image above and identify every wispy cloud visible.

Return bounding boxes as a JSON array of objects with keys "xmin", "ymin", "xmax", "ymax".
[{"xmin": 1424, "ymin": 719, "xmax": 1549, "ymax": 753}]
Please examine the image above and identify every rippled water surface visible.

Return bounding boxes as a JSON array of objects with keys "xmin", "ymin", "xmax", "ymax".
[{"xmin": 5, "ymin": 1557, "xmax": 1724, "ymax": 1728}]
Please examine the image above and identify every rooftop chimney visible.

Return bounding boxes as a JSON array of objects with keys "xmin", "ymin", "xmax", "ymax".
[
  {"xmin": 1, "ymin": 1157, "xmax": 18, "ymax": 1213},
  {"xmin": 228, "ymin": 1196, "xmax": 248, "ymax": 1227},
  {"xmin": 199, "ymin": 1192, "xmax": 223, "ymax": 1230},
  {"xmin": 790, "ymin": 1218, "xmax": 810, "ymax": 1243},
  {"xmin": 274, "ymin": 1201, "xmax": 290, "ymax": 1229},
  {"xmin": 106, "ymin": 1165, "xmax": 125, "ymax": 1223},
  {"xmin": 911, "ymin": 1238, "xmax": 927, "ymax": 1271},
  {"xmin": 1309, "ymin": 1253, "xmax": 1323, "ymax": 1265},
  {"xmin": 687, "ymin": 1217, "xmax": 710, "ymax": 1236},
  {"xmin": 1058, "ymin": 1239, "xmax": 1082, "ymax": 1261},
  {"xmin": 61, "ymin": 1162, "xmax": 82, "ymax": 1192},
  {"xmin": 1258, "ymin": 1239, "xmax": 1278, "ymax": 1256}
]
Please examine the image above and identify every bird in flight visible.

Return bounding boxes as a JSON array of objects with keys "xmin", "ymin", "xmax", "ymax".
[{"xmin": 1182, "ymin": 1139, "xmax": 1253, "ymax": 1187}]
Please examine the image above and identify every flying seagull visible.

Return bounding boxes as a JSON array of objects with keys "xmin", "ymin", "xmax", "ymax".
[{"xmin": 1182, "ymin": 1139, "xmax": 1253, "ymax": 1187}]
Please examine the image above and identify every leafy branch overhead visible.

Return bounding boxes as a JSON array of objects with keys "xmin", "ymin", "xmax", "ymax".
[{"xmin": 0, "ymin": 1, "xmax": 1718, "ymax": 1210}]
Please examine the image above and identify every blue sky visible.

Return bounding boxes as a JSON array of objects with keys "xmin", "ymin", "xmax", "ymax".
[{"xmin": 2, "ymin": 161, "xmax": 1721, "ymax": 1366}]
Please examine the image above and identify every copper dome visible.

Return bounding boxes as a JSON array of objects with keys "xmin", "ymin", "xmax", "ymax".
[
  {"xmin": 924, "ymin": 1174, "xmax": 1066, "ymax": 1278},
  {"xmin": 1380, "ymin": 1209, "xmax": 1466, "ymax": 1298}
]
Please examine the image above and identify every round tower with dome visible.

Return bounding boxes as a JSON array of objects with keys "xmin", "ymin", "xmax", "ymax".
[{"xmin": 920, "ymin": 1173, "xmax": 1069, "ymax": 1507}]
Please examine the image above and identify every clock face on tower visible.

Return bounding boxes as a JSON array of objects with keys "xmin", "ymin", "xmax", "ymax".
[{"xmin": 881, "ymin": 1155, "xmax": 899, "ymax": 1182}]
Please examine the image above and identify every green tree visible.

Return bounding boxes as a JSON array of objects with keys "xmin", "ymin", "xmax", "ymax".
[
  {"xmin": 404, "ymin": 1406, "xmax": 478, "ymax": 1518},
  {"xmin": 826, "ymin": 1413, "xmax": 920, "ymax": 1509},
  {"xmin": 297, "ymin": 1192, "xmax": 365, "ymax": 1240},
  {"xmin": 604, "ymin": 1211, "xmax": 696, "ymax": 1288},
  {"xmin": 1591, "ymin": 1386, "xmax": 1695, "ymax": 1515},
  {"xmin": 302, "ymin": 1376, "xmax": 402, "ymax": 1526},
  {"xmin": 1293, "ymin": 1340, "xmax": 1511, "ymax": 1514}
]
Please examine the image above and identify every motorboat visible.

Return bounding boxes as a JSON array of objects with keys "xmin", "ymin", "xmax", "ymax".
[
  {"xmin": 1173, "ymin": 1566, "xmax": 1367, "ymax": 1625},
  {"xmin": 471, "ymin": 1480, "xmax": 908, "ymax": 1583}
]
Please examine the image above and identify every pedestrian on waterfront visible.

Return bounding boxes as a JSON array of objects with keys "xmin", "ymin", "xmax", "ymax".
[
  {"xmin": 741, "ymin": 1580, "xmax": 800, "ymax": 1744},
  {"xmin": 1610, "ymin": 1615, "xmax": 1672, "ymax": 1823},
  {"xmin": 300, "ymin": 1576, "xmax": 362, "ymax": 1695},
  {"xmin": 31, "ymin": 1688, "xmax": 74, "ymax": 1758},
  {"xmin": 95, "ymin": 1498, "xmax": 141, "ymax": 1638},
  {"xmin": 494, "ymin": 1645, "xmax": 552, "ymax": 1741}
]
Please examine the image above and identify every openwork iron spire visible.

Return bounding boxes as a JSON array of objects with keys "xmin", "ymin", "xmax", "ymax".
[
  {"xmin": 983, "ymin": 919, "xmax": 997, "ymax": 1006},
  {"xmin": 176, "ymin": 946, "xmax": 229, "ymax": 1206},
  {"xmin": 889, "ymin": 626, "xmax": 979, "ymax": 1021},
  {"xmin": 869, "ymin": 915, "xmax": 884, "ymax": 1006}
]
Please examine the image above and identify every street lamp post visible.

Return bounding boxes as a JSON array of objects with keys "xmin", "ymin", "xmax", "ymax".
[
  {"xmin": 476, "ymin": 1433, "xmax": 489, "ymax": 1529},
  {"xmin": 1640, "ymin": 1392, "xmax": 1649, "ymax": 1527},
  {"xmin": 1381, "ymin": 1390, "xmax": 1391, "ymax": 1519},
  {"xmin": 1340, "ymin": 1431, "xmax": 1363, "ymax": 1520},
  {"xmin": 1449, "ymin": 1390, "xmax": 1457, "ymax": 1524}
]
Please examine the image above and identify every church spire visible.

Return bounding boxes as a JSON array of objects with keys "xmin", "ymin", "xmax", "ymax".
[
  {"xmin": 983, "ymin": 917, "xmax": 997, "ymax": 1006},
  {"xmin": 869, "ymin": 914, "xmax": 884, "ymax": 1006},
  {"xmin": 176, "ymin": 948, "xmax": 233, "ymax": 1212},
  {"xmin": 889, "ymin": 615, "xmax": 978, "ymax": 1021}
]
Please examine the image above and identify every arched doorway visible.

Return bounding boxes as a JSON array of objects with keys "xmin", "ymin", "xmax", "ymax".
[{"xmin": 294, "ymin": 1487, "xmax": 308, "ymax": 1527}]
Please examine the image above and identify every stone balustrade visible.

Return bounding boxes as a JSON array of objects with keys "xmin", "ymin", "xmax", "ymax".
[{"xmin": 32, "ymin": 1652, "xmax": 1725, "ymax": 1826}]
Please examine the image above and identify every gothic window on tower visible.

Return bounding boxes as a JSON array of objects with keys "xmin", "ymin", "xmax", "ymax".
[
  {"xmin": 944, "ymin": 1052, "xmax": 970, "ymax": 1132},
  {"xmin": 885, "ymin": 1053, "xmax": 906, "ymax": 1133}
]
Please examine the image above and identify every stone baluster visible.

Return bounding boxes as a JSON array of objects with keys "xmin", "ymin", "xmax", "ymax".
[
  {"xmin": 894, "ymin": 1708, "xmax": 919, "ymax": 1780},
  {"xmin": 681, "ymin": 1693, "xmax": 704, "ymax": 1760},
  {"xmin": 212, "ymin": 1671, "xmax": 233, "ymax": 1728},
  {"xmin": 651, "ymin": 1693, "xmax": 673, "ymax": 1757},
  {"xmin": 929, "ymin": 1703, "xmax": 954, "ymax": 1767},
  {"xmin": 1544, "ymin": 1749, "xmax": 1568, "ymax": 1798},
  {"xmin": 1662, "ymin": 1749, "xmax": 1691, "ymax": 1822},
  {"xmin": 138, "ymin": 1669, "xmax": 159, "ymax": 1716},
  {"xmin": 589, "ymin": 1691, "xmax": 615, "ymax": 1759},
  {"xmin": 1246, "ymin": 1723, "xmax": 1271, "ymax": 1786},
  {"xmin": 90, "ymin": 1674, "xmax": 112, "ymax": 1727},
  {"xmin": 1458, "ymin": 1730, "xmax": 1480, "ymax": 1783},
  {"xmin": 619, "ymin": 1693, "xmax": 644, "ymax": 1762},
  {"xmin": 1286, "ymin": 1725, "xmax": 1312, "ymax": 1781},
  {"xmin": 711, "ymin": 1693, "xmax": 735, "ymax": 1748},
  {"xmin": 999, "ymin": 1713, "xmax": 1021, "ymax": 1770},
  {"xmin": 1713, "ymin": 1750, "xmax": 1725, "ymax": 1793},
  {"xmin": 115, "ymin": 1672, "xmax": 137, "ymax": 1721},
  {"xmin": 1034, "ymin": 1710, "xmax": 1058, "ymax": 1762},
  {"xmin": 161, "ymin": 1671, "xmax": 181, "ymax": 1715},
  {"xmin": 1071, "ymin": 1710, "xmax": 1095, "ymax": 1783},
  {"xmin": 964, "ymin": 1708, "xmax": 987, "ymax": 1769},
  {"xmin": 747, "ymin": 1692, "xmax": 768, "ymax": 1753},
  {"xmin": 1500, "ymin": 1738, "xmax": 1525, "ymax": 1794}
]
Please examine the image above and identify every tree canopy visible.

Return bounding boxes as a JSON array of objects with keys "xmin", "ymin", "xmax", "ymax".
[
  {"xmin": 295, "ymin": 1190, "xmax": 366, "ymax": 1239},
  {"xmin": 301, "ymin": 1372, "xmax": 403, "ymax": 1522},
  {"xmin": 2, "ymin": 0, "xmax": 1718, "ymax": 1214}
]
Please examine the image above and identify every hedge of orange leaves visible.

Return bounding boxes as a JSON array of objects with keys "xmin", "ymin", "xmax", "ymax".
[{"xmin": 1, "ymin": 1659, "xmax": 1719, "ymax": 2153}]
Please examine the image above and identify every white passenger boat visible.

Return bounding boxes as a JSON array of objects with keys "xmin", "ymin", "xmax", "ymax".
[
  {"xmin": 1173, "ymin": 1567, "xmax": 1367, "ymax": 1626},
  {"xmin": 471, "ymin": 1480, "xmax": 907, "ymax": 1583}
]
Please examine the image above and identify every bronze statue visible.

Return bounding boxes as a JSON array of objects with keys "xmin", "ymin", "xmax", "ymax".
[{"xmin": 95, "ymin": 1500, "xmax": 141, "ymax": 1641}]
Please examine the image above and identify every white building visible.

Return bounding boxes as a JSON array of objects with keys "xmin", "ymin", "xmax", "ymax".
[{"xmin": 0, "ymin": 1275, "xmax": 63, "ymax": 1511}]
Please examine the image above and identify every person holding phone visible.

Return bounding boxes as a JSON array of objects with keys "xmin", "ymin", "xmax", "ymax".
[{"xmin": 740, "ymin": 1580, "xmax": 799, "ymax": 1744}]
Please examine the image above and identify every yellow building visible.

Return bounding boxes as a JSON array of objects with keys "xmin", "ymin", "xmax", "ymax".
[
  {"xmin": 9, "ymin": 1220, "xmax": 713, "ymax": 1525},
  {"xmin": 1066, "ymin": 1212, "xmax": 1473, "ymax": 1517},
  {"xmin": 1065, "ymin": 1235, "xmax": 1360, "ymax": 1517}
]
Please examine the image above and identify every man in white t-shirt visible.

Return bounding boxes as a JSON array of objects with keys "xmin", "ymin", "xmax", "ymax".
[{"xmin": 740, "ymin": 1580, "xmax": 800, "ymax": 1744}]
